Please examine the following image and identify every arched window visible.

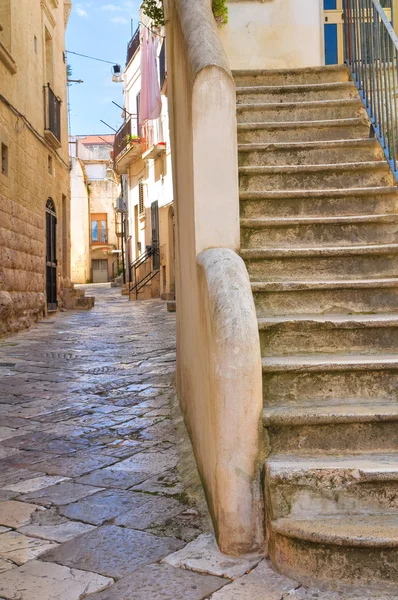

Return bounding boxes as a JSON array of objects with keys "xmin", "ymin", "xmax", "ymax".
[{"xmin": 46, "ymin": 198, "xmax": 56, "ymax": 214}]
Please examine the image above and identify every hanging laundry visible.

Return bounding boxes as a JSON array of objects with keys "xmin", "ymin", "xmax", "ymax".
[{"xmin": 139, "ymin": 27, "xmax": 162, "ymax": 125}]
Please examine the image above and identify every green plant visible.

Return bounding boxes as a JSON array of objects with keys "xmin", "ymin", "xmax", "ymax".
[
  {"xmin": 141, "ymin": 0, "xmax": 228, "ymax": 28},
  {"xmin": 212, "ymin": 0, "xmax": 228, "ymax": 26}
]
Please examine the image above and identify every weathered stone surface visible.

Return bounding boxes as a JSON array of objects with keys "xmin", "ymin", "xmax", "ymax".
[
  {"xmin": 0, "ymin": 428, "xmax": 18, "ymax": 442},
  {"xmin": 208, "ymin": 560, "xmax": 299, "ymax": 598},
  {"xmin": 85, "ymin": 562, "xmax": 226, "ymax": 600},
  {"xmin": 42, "ymin": 525, "xmax": 184, "ymax": 578},
  {"xmin": 0, "ymin": 560, "xmax": 113, "ymax": 600},
  {"xmin": 109, "ymin": 446, "xmax": 178, "ymax": 475},
  {"xmin": 76, "ymin": 468, "xmax": 149, "ymax": 489},
  {"xmin": 0, "ymin": 559, "xmax": 14, "ymax": 574},
  {"xmin": 0, "ymin": 470, "xmax": 45, "ymax": 489},
  {"xmin": 0, "ymin": 531, "xmax": 57, "ymax": 565},
  {"xmin": 112, "ymin": 493, "xmax": 185, "ymax": 529},
  {"xmin": 163, "ymin": 534, "xmax": 262, "ymax": 580},
  {"xmin": 27, "ymin": 453, "xmax": 118, "ymax": 477},
  {"xmin": 0, "ymin": 501, "xmax": 41, "ymax": 528},
  {"xmin": 17, "ymin": 482, "xmax": 103, "ymax": 507},
  {"xmin": 18, "ymin": 521, "xmax": 96, "ymax": 543},
  {"xmin": 131, "ymin": 468, "xmax": 183, "ymax": 496},
  {"xmin": 3, "ymin": 476, "xmax": 69, "ymax": 494}
]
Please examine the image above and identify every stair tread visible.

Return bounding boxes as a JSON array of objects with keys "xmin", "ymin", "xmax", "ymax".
[
  {"xmin": 251, "ymin": 278, "xmax": 398, "ymax": 291},
  {"xmin": 239, "ymin": 161, "xmax": 388, "ymax": 174},
  {"xmin": 272, "ymin": 515, "xmax": 398, "ymax": 547},
  {"xmin": 238, "ymin": 138, "xmax": 378, "ymax": 151},
  {"xmin": 262, "ymin": 353, "xmax": 398, "ymax": 372},
  {"xmin": 236, "ymin": 98, "xmax": 362, "ymax": 110},
  {"xmin": 241, "ymin": 214, "xmax": 398, "ymax": 227},
  {"xmin": 233, "ymin": 64, "xmax": 349, "ymax": 77},
  {"xmin": 242, "ymin": 243, "xmax": 398, "ymax": 259},
  {"xmin": 240, "ymin": 186, "xmax": 398, "ymax": 200},
  {"xmin": 263, "ymin": 403, "xmax": 398, "ymax": 426},
  {"xmin": 236, "ymin": 82, "xmax": 355, "ymax": 94},
  {"xmin": 237, "ymin": 117, "xmax": 367, "ymax": 130},
  {"xmin": 258, "ymin": 313, "xmax": 398, "ymax": 328}
]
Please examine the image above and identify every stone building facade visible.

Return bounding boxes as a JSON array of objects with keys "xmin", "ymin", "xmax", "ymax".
[{"xmin": 0, "ymin": 0, "xmax": 72, "ymax": 336}]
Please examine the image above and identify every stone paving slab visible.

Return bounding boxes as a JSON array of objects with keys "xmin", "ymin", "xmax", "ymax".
[
  {"xmin": 3, "ymin": 476, "xmax": 69, "ymax": 494},
  {"xmin": 42, "ymin": 524, "xmax": 184, "ymax": 579},
  {"xmin": 85, "ymin": 562, "xmax": 227, "ymax": 600},
  {"xmin": 109, "ymin": 445, "xmax": 178, "ymax": 475},
  {"xmin": 76, "ymin": 467, "xmax": 150, "ymax": 489},
  {"xmin": 18, "ymin": 521, "xmax": 96, "ymax": 542},
  {"xmin": 208, "ymin": 560, "xmax": 299, "ymax": 599},
  {"xmin": 26, "ymin": 452, "xmax": 118, "ymax": 477},
  {"xmin": 0, "ymin": 501, "xmax": 42, "ymax": 528},
  {"xmin": 163, "ymin": 533, "xmax": 262, "ymax": 580},
  {"xmin": 112, "ymin": 493, "xmax": 185, "ymax": 529},
  {"xmin": 130, "ymin": 467, "xmax": 184, "ymax": 496},
  {"xmin": 0, "ymin": 531, "xmax": 57, "ymax": 565},
  {"xmin": 0, "ymin": 560, "xmax": 113, "ymax": 600},
  {"xmin": 17, "ymin": 482, "xmax": 104, "ymax": 507}
]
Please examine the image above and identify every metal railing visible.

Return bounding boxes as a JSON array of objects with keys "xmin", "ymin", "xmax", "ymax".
[
  {"xmin": 126, "ymin": 26, "xmax": 140, "ymax": 65},
  {"xmin": 44, "ymin": 84, "xmax": 61, "ymax": 142},
  {"xmin": 114, "ymin": 117, "xmax": 140, "ymax": 160},
  {"xmin": 344, "ymin": 0, "xmax": 398, "ymax": 177},
  {"xmin": 129, "ymin": 244, "xmax": 160, "ymax": 299}
]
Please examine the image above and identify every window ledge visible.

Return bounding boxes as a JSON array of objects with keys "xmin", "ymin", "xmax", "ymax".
[{"xmin": 0, "ymin": 42, "xmax": 17, "ymax": 74}]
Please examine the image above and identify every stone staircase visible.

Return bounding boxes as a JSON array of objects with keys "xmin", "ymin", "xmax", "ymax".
[
  {"xmin": 61, "ymin": 284, "xmax": 95, "ymax": 310},
  {"xmin": 235, "ymin": 64, "xmax": 398, "ymax": 594}
]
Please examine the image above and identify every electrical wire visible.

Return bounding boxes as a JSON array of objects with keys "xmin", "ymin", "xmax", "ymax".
[{"xmin": 66, "ymin": 50, "xmax": 119, "ymax": 65}]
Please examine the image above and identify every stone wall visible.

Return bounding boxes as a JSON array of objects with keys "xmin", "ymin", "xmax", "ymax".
[{"xmin": 0, "ymin": 0, "xmax": 70, "ymax": 336}]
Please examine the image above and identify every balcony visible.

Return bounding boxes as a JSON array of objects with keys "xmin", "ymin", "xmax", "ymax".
[
  {"xmin": 114, "ymin": 117, "xmax": 142, "ymax": 174},
  {"xmin": 44, "ymin": 84, "xmax": 61, "ymax": 149},
  {"xmin": 141, "ymin": 122, "xmax": 166, "ymax": 160},
  {"xmin": 126, "ymin": 26, "xmax": 140, "ymax": 66}
]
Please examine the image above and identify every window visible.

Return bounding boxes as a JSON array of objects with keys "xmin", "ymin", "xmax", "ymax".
[
  {"xmin": 48, "ymin": 155, "xmax": 53, "ymax": 174},
  {"xmin": 45, "ymin": 28, "xmax": 53, "ymax": 85},
  {"xmin": 34, "ymin": 35, "xmax": 38, "ymax": 54},
  {"xmin": 138, "ymin": 181, "xmax": 145, "ymax": 216},
  {"xmin": 91, "ymin": 214, "xmax": 108, "ymax": 244},
  {"xmin": 1, "ymin": 143, "xmax": 8, "ymax": 176}
]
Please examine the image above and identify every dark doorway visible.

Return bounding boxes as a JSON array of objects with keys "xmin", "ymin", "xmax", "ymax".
[
  {"xmin": 46, "ymin": 198, "xmax": 57, "ymax": 311},
  {"xmin": 151, "ymin": 200, "xmax": 160, "ymax": 270}
]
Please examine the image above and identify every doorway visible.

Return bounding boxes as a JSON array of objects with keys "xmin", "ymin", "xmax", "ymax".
[
  {"xmin": 46, "ymin": 198, "xmax": 57, "ymax": 311},
  {"xmin": 92, "ymin": 259, "xmax": 109, "ymax": 283},
  {"xmin": 324, "ymin": 0, "xmax": 393, "ymax": 64},
  {"xmin": 151, "ymin": 200, "xmax": 160, "ymax": 270}
]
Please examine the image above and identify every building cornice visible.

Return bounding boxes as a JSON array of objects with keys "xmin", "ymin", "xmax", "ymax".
[
  {"xmin": 0, "ymin": 42, "xmax": 17, "ymax": 74},
  {"xmin": 41, "ymin": 0, "xmax": 56, "ymax": 28}
]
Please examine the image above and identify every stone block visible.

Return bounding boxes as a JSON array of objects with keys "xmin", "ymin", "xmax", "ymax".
[{"xmin": 0, "ymin": 501, "xmax": 41, "ymax": 528}]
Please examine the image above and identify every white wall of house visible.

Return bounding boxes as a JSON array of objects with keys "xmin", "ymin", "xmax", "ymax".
[
  {"xmin": 70, "ymin": 156, "xmax": 90, "ymax": 284},
  {"xmin": 219, "ymin": 0, "xmax": 324, "ymax": 70}
]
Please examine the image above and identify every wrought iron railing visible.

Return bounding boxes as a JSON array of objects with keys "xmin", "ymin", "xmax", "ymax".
[
  {"xmin": 129, "ymin": 244, "xmax": 160, "ymax": 299},
  {"xmin": 44, "ymin": 84, "xmax": 61, "ymax": 142},
  {"xmin": 126, "ymin": 26, "xmax": 140, "ymax": 65},
  {"xmin": 114, "ymin": 117, "xmax": 140, "ymax": 160},
  {"xmin": 344, "ymin": 0, "xmax": 398, "ymax": 178}
]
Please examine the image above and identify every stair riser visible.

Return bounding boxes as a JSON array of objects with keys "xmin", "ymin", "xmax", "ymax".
[
  {"xmin": 266, "ymin": 421, "xmax": 398, "ymax": 454},
  {"xmin": 234, "ymin": 68, "xmax": 351, "ymax": 87},
  {"xmin": 254, "ymin": 287, "xmax": 398, "ymax": 316},
  {"xmin": 238, "ymin": 143, "xmax": 383, "ymax": 167},
  {"xmin": 238, "ymin": 123, "xmax": 369, "ymax": 144},
  {"xmin": 246, "ymin": 253, "xmax": 398, "ymax": 281},
  {"xmin": 242, "ymin": 221, "xmax": 398, "ymax": 249},
  {"xmin": 264, "ymin": 370, "xmax": 398, "ymax": 405},
  {"xmin": 240, "ymin": 194, "xmax": 398, "ymax": 219},
  {"xmin": 239, "ymin": 167, "xmax": 393, "ymax": 192},
  {"xmin": 260, "ymin": 326, "xmax": 398, "ymax": 357},
  {"xmin": 269, "ymin": 533, "xmax": 398, "ymax": 594},
  {"xmin": 267, "ymin": 477, "xmax": 398, "ymax": 521},
  {"xmin": 237, "ymin": 103, "xmax": 364, "ymax": 124},
  {"xmin": 236, "ymin": 86, "xmax": 357, "ymax": 104}
]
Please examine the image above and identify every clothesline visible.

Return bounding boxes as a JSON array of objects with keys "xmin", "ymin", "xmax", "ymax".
[{"xmin": 138, "ymin": 21, "xmax": 165, "ymax": 39}]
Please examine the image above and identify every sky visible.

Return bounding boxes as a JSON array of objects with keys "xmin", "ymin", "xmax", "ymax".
[{"xmin": 66, "ymin": 1, "xmax": 140, "ymax": 136}]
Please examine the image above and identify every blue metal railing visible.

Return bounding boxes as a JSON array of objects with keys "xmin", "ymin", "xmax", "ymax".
[{"xmin": 344, "ymin": 0, "xmax": 398, "ymax": 179}]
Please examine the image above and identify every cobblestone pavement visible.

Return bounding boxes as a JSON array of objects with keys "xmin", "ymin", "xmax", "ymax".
[{"xmin": 0, "ymin": 285, "xmax": 382, "ymax": 600}]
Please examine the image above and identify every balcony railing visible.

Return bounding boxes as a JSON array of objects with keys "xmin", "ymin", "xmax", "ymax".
[
  {"xmin": 44, "ymin": 84, "xmax": 61, "ymax": 144},
  {"xmin": 114, "ymin": 117, "xmax": 141, "ymax": 159},
  {"xmin": 126, "ymin": 26, "xmax": 140, "ymax": 66}
]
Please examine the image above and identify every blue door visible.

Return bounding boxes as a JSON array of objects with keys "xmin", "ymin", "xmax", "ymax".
[{"xmin": 324, "ymin": 0, "xmax": 342, "ymax": 65}]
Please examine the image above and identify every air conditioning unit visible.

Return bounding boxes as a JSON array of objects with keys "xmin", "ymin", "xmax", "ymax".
[{"xmin": 116, "ymin": 197, "xmax": 126, "ymax": 212}]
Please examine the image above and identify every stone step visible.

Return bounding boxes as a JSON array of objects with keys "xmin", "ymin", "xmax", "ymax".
[
  {"xmin": 241, "ymin": 213, "xmax": 398, "ymax": 249},
  {"xmin": 237, "ymin": 117, "xmax": 369, "ymax": 143},
  {"xmin": 236, "ymin": 81, "xmax": 357, "ymax": 104},
  {"xmin": 258, "ymin": 314, "xmax": 398, "ymax": 356},
  {"xmin": 238, "ymin": 139, "xmax": 383, "ymax": 167},
  {"xmin": 252, "ymin": 278, "xmax": 398, "ymax": 316},
  {"xmin": 233, "ymin": 64, "xmax": 350, "ymax": 87},
  {"xmin": 72, "ymin": 296, "xmax": 95, "ymax": 310},
  {"xmin": 269, "ymin": 515, "xmax": 398, "ymax": 592},
  {"xmin": 266, "ymin": 453, "xmax": 398, "ymax": 520},
  {"xmin": 262, "ymin": 353, "xmax": 398, "ymax": 408},
  {"xmin": 239, "ymin": 186, "xmax": 398, "ymax": 219},
  {"xmin": 239, "ymin": 162, "xmax": 394, "ymax": 192},
  {"xmin": 236, "ymin": 98, "xmax": 364, "ymax": 124},
  {"xmin": 242, "ymin": 244, "xmax": 398, "ymax": 281},
  {"xmin": 264, "ymin": 402, "xmax": 398, "ymax": 426}
]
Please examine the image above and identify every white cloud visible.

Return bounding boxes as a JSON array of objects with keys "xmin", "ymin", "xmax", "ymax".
[
  {"xmin": 102, "ymin": 3, "xmax": 122, "ymax": 10},
  {"xmin": 125, "ymin": 1, "xmax": 135, "ymax": 6},
  {"xmin": 110, "ymin": 16, "xmax": 129, "ymax": 24},
  {"xmin": 75, "ymin": 4, "xmax": 88, "ymax": 17}
]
